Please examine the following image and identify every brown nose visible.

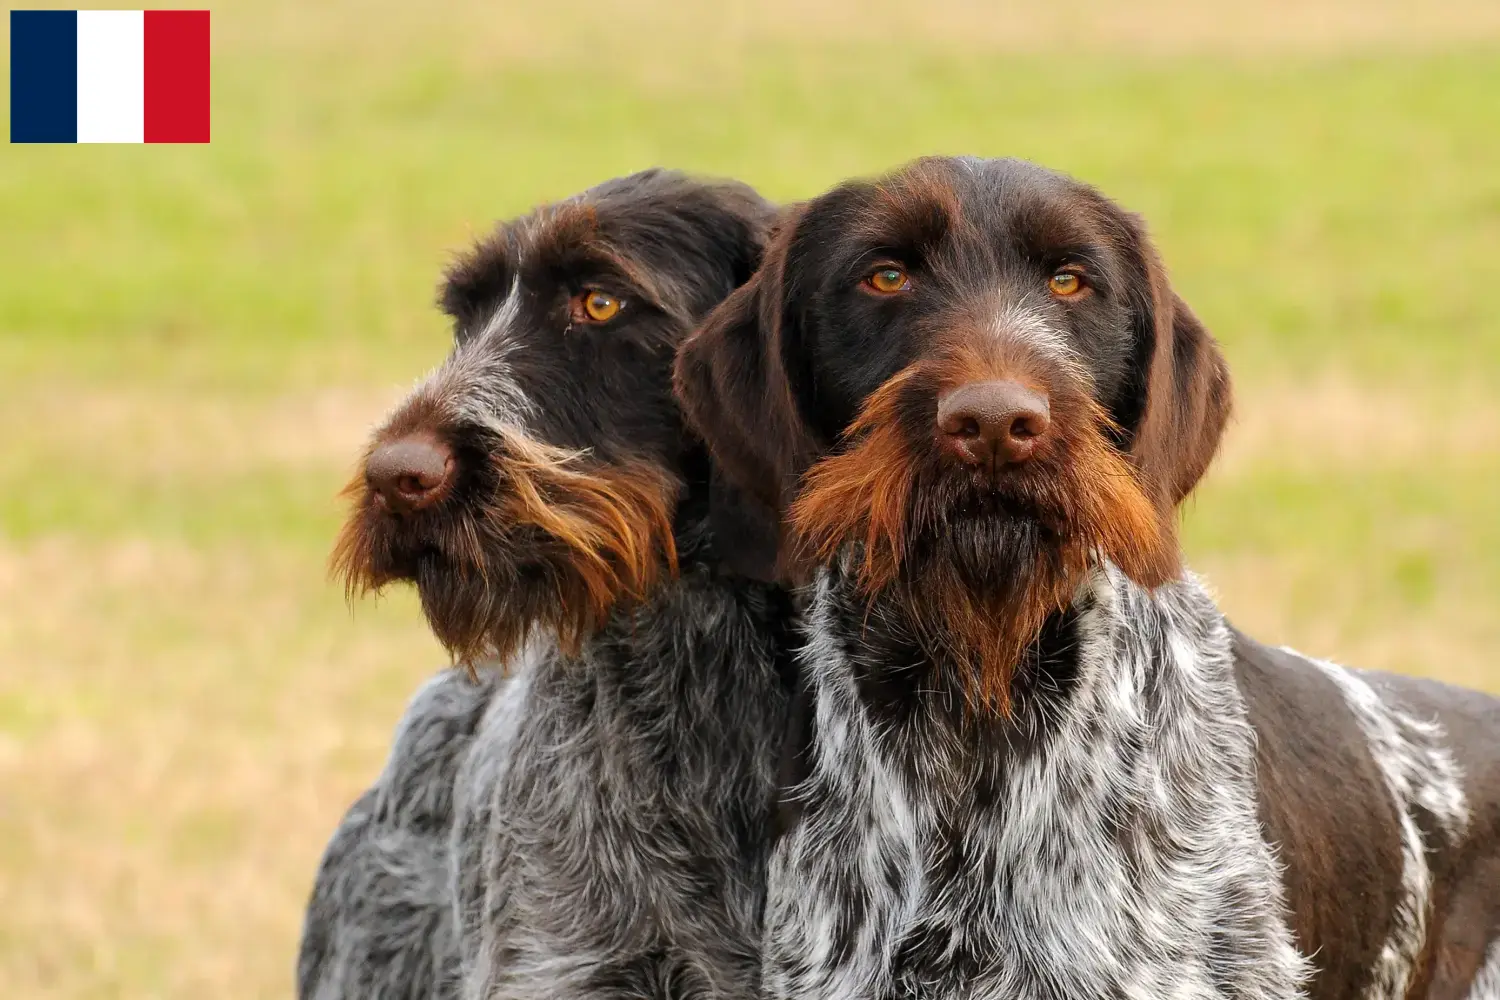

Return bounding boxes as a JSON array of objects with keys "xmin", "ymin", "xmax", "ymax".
[
  {"xmin": 365, "ymin": 432, "xmax": 456, "ymax": 514},
  {"xmin": 937, "ymin": 380, "xmax": 1051, "ymax": 467}
]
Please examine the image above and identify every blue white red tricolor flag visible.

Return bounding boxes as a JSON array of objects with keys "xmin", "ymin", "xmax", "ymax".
[{"xmin": 10, "ymin": 9, "xmax": 210, "ymax": 143}]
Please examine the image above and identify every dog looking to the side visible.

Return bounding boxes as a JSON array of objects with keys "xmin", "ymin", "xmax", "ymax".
[
  {"xmin": 300, "ymin": 169, "xmax": 794, "ymax": 1000},
  {"xmin": 676, "ymin": 156, "xmax": 1500, "ymax": 1000}
]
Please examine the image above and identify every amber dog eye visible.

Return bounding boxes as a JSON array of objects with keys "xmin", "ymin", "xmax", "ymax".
[
  {"xmin": 1048, "ymin": 271, "xmax": 1084, "ymax": 297},
  {"xmin": 576, "ymin": 290, "xmax": 622, "ymax": 323},
  {"xmin": 865, "ymin": 267, "xmax": 911, "ymax": 294}
]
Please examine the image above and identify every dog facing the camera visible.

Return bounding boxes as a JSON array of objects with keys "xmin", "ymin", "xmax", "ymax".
[
  {"xmin": 301, "ymin": 169, "xmax": 794, "ymax": 1000},
  {"xmin": 676, "ymin": 156, "xmax": 1500, "ymax": 1000}
]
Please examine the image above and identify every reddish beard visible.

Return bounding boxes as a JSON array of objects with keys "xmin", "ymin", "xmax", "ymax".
[
  {"xmin": 788, "ymin": 356, "xmax": 1177, "ymax": 713},
  {"xmin": 333, "ymin": 428, "xmax": 679, "ymax": 668}
]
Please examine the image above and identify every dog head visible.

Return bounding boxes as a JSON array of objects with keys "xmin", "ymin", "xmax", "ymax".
[
  {"xmin": 675, "ymin": 157, "xmax": 1229, "ymax": 707},
  {"xmin": 335, "ymin": 169, "xmax": 774, "ymax": 665}
]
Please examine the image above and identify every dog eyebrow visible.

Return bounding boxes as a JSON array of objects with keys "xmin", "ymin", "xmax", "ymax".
[
  {"xmin": 579, "ymin": 245, "xmax": 690, "ymax": 327},
  {"xmin": 1036, "ymin": 244, "xmax": 1114, "ymax": 292},
  {"xmin": 527, "ymin": 239, "xmax": 679, "ymax": 321},
  {"xmin": 1041, "ymin": 243, "xmax": 1108, "ymax": 268},
  {"xmin": 847, "ymin": 246, "xmax": 920, "ymax": 272},
  {"xmin": 851, "ymin": 188, "xmax": 956, "ymax": 255}
]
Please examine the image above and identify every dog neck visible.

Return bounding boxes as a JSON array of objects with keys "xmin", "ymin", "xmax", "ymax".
[
  {"xmin": 669, "ymin": 443, "xmax": 785, "ymax": 582},
  {"xmin": 557, "ymin": 446, "xmax": 794, "ymax": 664},
  {"xmin": 807, "ymin": 551, "xmax": 1227, "ymax": 730}
]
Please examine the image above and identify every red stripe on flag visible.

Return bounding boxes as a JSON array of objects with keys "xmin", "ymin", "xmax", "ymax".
[{"xmin": 143, "ymin": 10, "xmax": 210, "ymax": 143}]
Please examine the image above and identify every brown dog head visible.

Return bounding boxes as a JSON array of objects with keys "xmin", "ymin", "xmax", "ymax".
[
  {"xmin": 675, "ymin": 157, "xmax": 1229, "ymax": 707},
  {"xmin": 335, "ymin": 169, "xmax": 775, "ymax": 666}
]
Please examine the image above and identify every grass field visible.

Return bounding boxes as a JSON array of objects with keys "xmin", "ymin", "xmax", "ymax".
[{"xmin": 3, "ymin": 1, "xmax": 1499, "ymax": 996}]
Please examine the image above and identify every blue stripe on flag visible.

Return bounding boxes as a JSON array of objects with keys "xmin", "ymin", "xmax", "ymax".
[{"xmin": 11, "ymin": 10, "xmax": 79, "ymax": 143}]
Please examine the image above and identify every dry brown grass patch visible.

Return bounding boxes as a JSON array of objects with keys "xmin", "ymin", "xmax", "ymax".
[
  {"xmin": 1215, "ymin": 374, "xmax": 1500, "ymax": 479},
  {"xmin": 1199, "ymin": 550, "xmax": 1500, "ymax": 693},
  {"xmin": 1, "ymin": 384, "xmax": 406, "ymax": 479},
  {"xmin": 0, "ymin": 535, "xmax": 445, "ymax": 1000}
]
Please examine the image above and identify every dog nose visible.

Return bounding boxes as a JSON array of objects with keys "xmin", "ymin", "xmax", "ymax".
[
  {"xmin": 937, "ymin": 380, "xmax": 1051, "ymax": 467},
  {"xmin": 366, "ymin": 432, "xmax": 455, "ymax": 514}
]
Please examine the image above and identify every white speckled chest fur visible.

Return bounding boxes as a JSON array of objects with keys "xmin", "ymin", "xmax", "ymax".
[{"xmin": 764, "ymin": 562, "xmax": 1309, "ymax": 1000}]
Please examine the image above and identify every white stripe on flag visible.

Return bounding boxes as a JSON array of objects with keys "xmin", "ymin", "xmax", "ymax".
[{"xmin": 77, "ymin": 10, "xmax": 145, "ymax": 143}]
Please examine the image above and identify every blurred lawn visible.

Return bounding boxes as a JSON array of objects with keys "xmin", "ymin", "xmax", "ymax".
[{"xmin": 2, "ymin": 1, "xmax": 1499, "ymax": 997}]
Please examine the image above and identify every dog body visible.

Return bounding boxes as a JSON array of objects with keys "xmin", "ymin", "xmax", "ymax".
[
  {"xmin": 452, "ymin": 547, "xmax": 794, "ymax": 998},
  {"xmin": 675, "ymin": 156, "xmax": 1500, "ymax": 1000},
  {"xmin": 299, "ymin": 667, "xmax": 498, "ymax": 1000},
  {"xmin": 1235, "ymin": 639, "xmax": 1500, "ymax": 1000},
  {"xmin": 774, "ymin": 563, "xmax": 1500, "ymax": 1000},
  {"xmin": 303, "ymin": 169, "xmax": 794, "ymax": 1000}
]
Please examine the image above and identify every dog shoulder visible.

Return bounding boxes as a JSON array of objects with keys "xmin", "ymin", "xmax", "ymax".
[
  {"xmin": 373, "ymin": 666, "xmax": 505, "ymax": 828},
  {"xmin": 1230, "ymin": 631, "xmax": 1411, "ymax": 993},
  {"xmin": 1231, "ymin": 631, "xmax": 1500, "ymax": 997}
]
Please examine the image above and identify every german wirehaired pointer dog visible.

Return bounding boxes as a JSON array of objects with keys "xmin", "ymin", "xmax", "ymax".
[
  {"xmin": 675, "ymin": 156, "xmax": 1500, "ymax": 1000},
  {"xmin": 300, "ymin": 169, "xmax": 795, "ymax": 999}
]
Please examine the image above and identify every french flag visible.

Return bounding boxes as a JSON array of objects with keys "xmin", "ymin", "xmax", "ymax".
[{"xmin": 11, "ymin": 9, "xmax": 209, "ymax": 143}]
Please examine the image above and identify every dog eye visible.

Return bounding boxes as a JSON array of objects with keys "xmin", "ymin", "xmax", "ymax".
[
  {"xmin": 1047, "ymin": 271, "xmax": 1086, "ymax": 297},
  {"xmin": 574, "ymin": 290, "xmax": 623, "ymax": 323},
  {"xmin": 864, "ymin": 267, "xmax": 912, "ymax": 294}
]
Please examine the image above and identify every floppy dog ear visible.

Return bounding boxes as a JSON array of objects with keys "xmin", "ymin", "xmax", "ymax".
[
  {"xmin": 1126, "ymin": 231, "xmax": 1233, "ymax": 515},
  {"xmin": 673, "ymin": 215, "xmax": 819, "ymax": 513},
  {"xmin": 673, "ymin": 213, "xmax": 821, "ymax": 580}
]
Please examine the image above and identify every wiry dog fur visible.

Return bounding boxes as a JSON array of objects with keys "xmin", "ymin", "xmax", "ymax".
[
  {"xmin": 300, "ymin": 169, "xmax": 796, "ymax": 1000},
  {"xmin": 675, "ymin": 156, "xmax": 1500, "ymax": 1000},
  {"xmin": 299, "ymin": 668, "xmax": 497, "ymax": 1000}
]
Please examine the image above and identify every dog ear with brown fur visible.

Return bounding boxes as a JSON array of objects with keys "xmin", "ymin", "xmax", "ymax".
[
  {"xmin": 673, "ymin": 210, "xmax": 821, "ymax": 578},
  {"xmin": 1112, "ymin": 210, "xmax": 1234, "ymax": 582},
  {"xmin": 1134, "ymin": 283, "xmax": 1233, "ymax": 506}
]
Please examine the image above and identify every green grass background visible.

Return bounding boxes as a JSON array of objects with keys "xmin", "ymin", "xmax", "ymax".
[{"xmin": 2, "ymin": 1, "xmax": 1498, "ymax": 996}]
